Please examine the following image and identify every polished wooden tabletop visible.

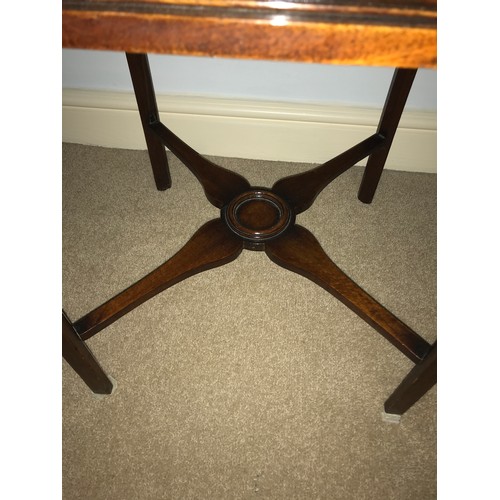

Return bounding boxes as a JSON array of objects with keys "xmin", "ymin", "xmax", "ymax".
[{"xmin": 62, "ymin": 0, "xmax": 436, "ymax": 68}]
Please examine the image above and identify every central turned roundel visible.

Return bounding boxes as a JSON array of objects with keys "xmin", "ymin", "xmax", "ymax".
[{"xmin": 223, "ymin": 189, "xmax": 293, "ymax": 243}]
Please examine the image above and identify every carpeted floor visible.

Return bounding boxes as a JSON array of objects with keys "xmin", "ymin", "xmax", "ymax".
[{"xmin": 62, "ymin": 143, "xmax": 436, "ymax": 499}]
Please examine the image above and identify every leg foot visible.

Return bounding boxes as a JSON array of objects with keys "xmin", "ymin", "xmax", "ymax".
[
  {"xmin": 92, "ymin": 375, "xmax": 117, "ymax": 399},
  {"xmin": 381, "ymin": 411, "xmax": 401, "ymax": 424}
]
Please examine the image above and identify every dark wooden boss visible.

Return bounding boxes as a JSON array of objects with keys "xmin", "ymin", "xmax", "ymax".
[{"xmin": 62, "ymin": 0, "xmax": 437, "ymax": 416}]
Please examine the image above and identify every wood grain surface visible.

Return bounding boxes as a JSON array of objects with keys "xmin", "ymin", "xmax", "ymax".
[{"xmin": 62, "ymin": 0, "xmax": 436, "ymax": 67}]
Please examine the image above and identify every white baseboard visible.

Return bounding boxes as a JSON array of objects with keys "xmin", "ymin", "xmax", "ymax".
[{"xmin": 62, "ymin": 89, "xmax": 436, "ymax": 173}]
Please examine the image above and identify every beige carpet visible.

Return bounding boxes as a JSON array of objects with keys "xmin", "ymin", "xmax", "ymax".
[{"xmin": 62, "ymin": 143, "xmax": 436, "ymax": 499}]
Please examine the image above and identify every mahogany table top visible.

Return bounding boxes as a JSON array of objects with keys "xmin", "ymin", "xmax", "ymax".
[{"xmin": 62, "ymin": 0, "xmax": 436, "ymax": 68}]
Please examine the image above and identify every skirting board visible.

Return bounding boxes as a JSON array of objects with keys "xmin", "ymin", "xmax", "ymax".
[{"xmin": 62, "ymin": 89, "xmax": 436, "ymax": 173}]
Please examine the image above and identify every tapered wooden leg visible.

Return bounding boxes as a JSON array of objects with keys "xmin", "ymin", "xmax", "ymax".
[
  {"xmin": 385, "ymin": 342, "xmax": 436, "ymax": 415},
  {"xmin": 265, "ymin": 225, "xmax": 431, "ymax": 363},
  {"xmin": 126, "ymin": 52, "xmax": 172, "ymax": 191},
  {"xmin": 358, "ymin": 68, "xmax": 417, "ymax": 204},
  {"xmin": 150, "ymin": 121, "xmax": 251, "ymax": 208},
  {"xmin": 62, "ymin": 311, "xmax": 113, "ymax": 394},
  {"xmin": 73, "ymin": 219, "xmax": 243, "ymax": 340},
  {"xmin": 272, "ymin": 134, "xmax": 384, "ymax": 214}
]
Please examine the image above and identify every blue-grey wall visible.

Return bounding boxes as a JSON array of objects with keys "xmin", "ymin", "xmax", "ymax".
[{"xmin": 62, "ymin": 49, "xmax": 436, "ymax": 111}]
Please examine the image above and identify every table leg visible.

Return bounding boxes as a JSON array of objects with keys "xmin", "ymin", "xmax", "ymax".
[
  {"xmin": 62, "ymin": 311, "xmax": 113, "ymax": 394},
  {"xmin": 126, "ymin": 53, "xmax": 172, "ymax": 191},
  {"xmin": 384, "ymin": 342, "xmax": 436, "ymax": 415},
  {"xmin": 358, "ymin": 68, "xmax": 417, "ymax": 204}
]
